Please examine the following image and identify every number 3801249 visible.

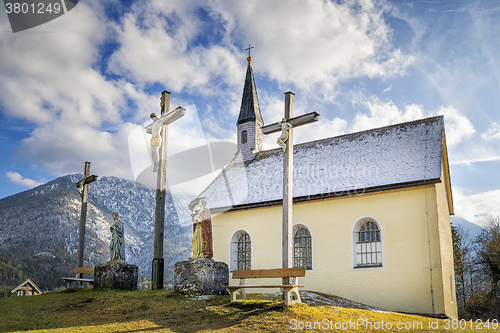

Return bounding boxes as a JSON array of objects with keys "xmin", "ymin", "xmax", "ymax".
[{"xmin": 5, "ymin": 2, "xmax": 62, "ymax": 14}]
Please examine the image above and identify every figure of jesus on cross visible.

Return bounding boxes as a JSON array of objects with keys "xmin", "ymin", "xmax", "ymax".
[
  {"xmin": 262, "ymin": 92, "xmax": 319, "ymax": 302},
  {"xmin": 146, "ymin": 95, "xmax": 185, "ymax": 173},
  {"xmin": 145, "ymin": 91, "xmax": 185, "ymax": 289}
]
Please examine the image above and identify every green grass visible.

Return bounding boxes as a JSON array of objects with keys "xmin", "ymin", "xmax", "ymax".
[{"xmin": 0, "ymin": 288, "xmax": 497, "ymax": 332}]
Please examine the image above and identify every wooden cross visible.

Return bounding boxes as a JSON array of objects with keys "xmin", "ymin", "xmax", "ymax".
[
  {"xmin": 261, "ymin": 92, "xmax": 319, "ymax": 286},
  {"xmin": 21, "ymin": 284, "xmax": 33, "ymax": 296},
  {"xmin": 75, "ymin": 162, "xmax": 97, "ymax": 277},
  {"xmin": 145, "ymin": 91, "xmax": 185, "ymax": 290}
]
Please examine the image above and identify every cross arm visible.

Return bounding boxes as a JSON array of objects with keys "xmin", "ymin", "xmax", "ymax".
[
  {"xmin": 145, "ymin": 106, "xmax": 186, "ymax": 133},
  {"xmin": 262, "ymin": 111, "xmax": 320, "ymax": 135},
  {"xmin": 159, "ymin": 106, "xmax": 186, "ymax": 125},
  {"xmin": 76, "ymin": 175, "xmax": 98, "ymax": 188}
]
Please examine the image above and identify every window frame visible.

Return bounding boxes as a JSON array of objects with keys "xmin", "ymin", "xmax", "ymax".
[
  {"xmin": 229, "ymin": 229, "xmax": 252, "ymax": 272},
  {"xmin": 293, "ymin": 223, "xmax": 313, "ymax": 270},
  {"xmin": 241, "ymin": 130, "xmax": 248, "ymax": 144},
  {"xmin": 352, "ymin": 217, "xmax": 383, "ymax": 269},
  {"xmin": 237, "ymin": 232, "xmax": 251, "ymax": 270}
]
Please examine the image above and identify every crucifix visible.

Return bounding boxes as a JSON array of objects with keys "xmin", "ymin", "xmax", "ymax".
[
  {"xmin": 145, "ymin": 91, "xmax": 185, "ymax": 290},
  {"xmin": 261, "ymin": 92, "xmax": 319, "ymax": 286},
  {"xmin": 75, "ymin": 162, "xmax": 98, "ymax": 277}
]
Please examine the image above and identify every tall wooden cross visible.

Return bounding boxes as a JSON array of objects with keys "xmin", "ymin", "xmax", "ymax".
[
  {"xmin": 261, "ymin": 92, "xmax": 319, "ymax": 283},
  {"xmin": 75, "ymin": 162, "xmax": 98, "ymax": 276},
  {"xmin": 145, "ymin": 91, "xmax": 185, "ymax": 290}
]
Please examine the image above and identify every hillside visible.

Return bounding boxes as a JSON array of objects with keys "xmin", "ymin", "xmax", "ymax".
[
  {"xmin": 0, "ymin": 175, "xmax": 193, "ymax": 295},
  {"xmin": 1, "ymin": 289, "xmax": 495, "ymax": 333},
  {"xmin": 450, "ymin": 216, "xmax": 483, "ymax": 241}
]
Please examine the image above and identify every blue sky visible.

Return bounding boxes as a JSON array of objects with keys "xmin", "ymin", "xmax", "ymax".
[{"xmin": 0, "ymin": 0, "xmax": 499, "ymax": 226}]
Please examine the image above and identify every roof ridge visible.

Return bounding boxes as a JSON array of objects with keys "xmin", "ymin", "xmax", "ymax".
[{"xmin": 257, "ymin": 115, "xmax": 444, "ymax": 155}]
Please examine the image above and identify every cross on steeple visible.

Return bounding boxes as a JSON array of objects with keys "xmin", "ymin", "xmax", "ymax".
[
  {"xmin": 245, "ymin": 44, "xmax": 254, "ymax": 64},
  {"xmin": 245, "ymin": 44, "xmax": 254, "ymax": 57}
]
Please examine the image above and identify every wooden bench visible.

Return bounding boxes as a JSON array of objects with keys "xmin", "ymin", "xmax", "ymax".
[
  {"xmin": 220, "ymin": 267, "xmax": 306, "ymax": 306},
  {"xmin": 61, "ymin": 267, "xmax": 94, "ymax": 288}
]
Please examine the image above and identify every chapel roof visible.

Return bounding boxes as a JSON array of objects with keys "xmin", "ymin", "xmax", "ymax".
[
  {"xmin": 198, "ymin": 116, "xmax": 448, "ymax": 213},
  {"xmin": 237, "ymin": 63, "xmax": 263, "ymax": 125},
  {"xmin": 10, "ymin": 278, "xmax": 42, "ymax": 295}
]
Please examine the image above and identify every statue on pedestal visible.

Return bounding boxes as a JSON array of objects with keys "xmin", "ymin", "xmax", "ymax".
[
  {"xmin": 174, "ymin": 198, "xmax": 227, "ymax": 294},
  {"xmin": 109, "ymin": 212, "xmax": 125, "ymax": 261},
  {"xmin": 95, "ymin": 212, "xmax": 138, "ymax": 290},
  {"xmin": 189, "ymin": 199, "xmax": 213, "ymax": 260}
]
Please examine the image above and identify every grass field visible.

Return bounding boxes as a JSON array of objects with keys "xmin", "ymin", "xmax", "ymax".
[{"xmin": 0, "ymin": 288, "xmax": 497, "ymax": 332}]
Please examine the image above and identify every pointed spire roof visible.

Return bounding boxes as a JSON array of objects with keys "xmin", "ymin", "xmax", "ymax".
[{"xmin": 237, "ymin": 62, "xmax": 263, "ymax": 125}]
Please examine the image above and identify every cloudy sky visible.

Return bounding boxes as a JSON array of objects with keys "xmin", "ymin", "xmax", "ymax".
[{"xmin": 0, "ymin": 0, "xmax": 499, "ymax": 226}]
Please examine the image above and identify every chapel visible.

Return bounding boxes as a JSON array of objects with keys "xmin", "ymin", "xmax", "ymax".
[
  {"xmin": 194, "ymin": 55, "xmax": 457, "ymax": 319},
  {"xmin": 9, "ymin": 278, "xmax": 42, "ymax": 296}
]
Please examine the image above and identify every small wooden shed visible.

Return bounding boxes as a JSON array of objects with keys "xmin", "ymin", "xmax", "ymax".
[{"xmin": 10, "ymin": 278, "xmax": 42, "ymax": 296}]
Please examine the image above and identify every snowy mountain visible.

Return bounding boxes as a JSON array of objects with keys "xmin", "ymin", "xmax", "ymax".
[
  {"xmin": 0, "ymin": 174, "xmax": 193, "ymax": 292},
  {"xmin": 450, "ymin": 216, "xmax": 483, "ymax": 242}
]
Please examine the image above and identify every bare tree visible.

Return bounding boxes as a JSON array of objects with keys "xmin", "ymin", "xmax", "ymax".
[
  {"xmin": 452, "ymin": 224, "xmax": 471, "ymax": 309},
  {"xmin": 474, "ymin": 216, "xmax": 500, "ymax": 318}
]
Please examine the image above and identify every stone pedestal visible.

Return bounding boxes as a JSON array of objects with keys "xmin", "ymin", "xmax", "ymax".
[
  {"xmin": 174, "ymin": 260, "xmax": 229, "ymax": 294},
  {"xmin": 94, "ymin": 261, "xmax": 138, "ymax": 290}
]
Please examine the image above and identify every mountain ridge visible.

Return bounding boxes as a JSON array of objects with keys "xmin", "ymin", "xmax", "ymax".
[{"xmin": 0, "ymin": 174, "xmax": 193, "ymax": 295}]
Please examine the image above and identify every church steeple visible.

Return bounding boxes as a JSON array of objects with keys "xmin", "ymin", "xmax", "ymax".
[{"xmin": 237, "ymin": 45, "xmax": 264, "ymax": 163}]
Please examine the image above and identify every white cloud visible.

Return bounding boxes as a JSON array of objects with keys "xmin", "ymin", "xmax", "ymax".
[
  {"xmin": 0, "ymin": 1, "xmax": 123, "ymax": 127},
  {"xmin": 18, "ymin": 120, "xmax": 137, "ymax": 180},
  {"xmin": 453, "ymin": 187, "xmax": 500, "ymax": 226},
  {"xmin": 435, "ymin": 106, "xmax": 475, "ymax": 147},
  {"xmin": 0, "ymin": 1, "xmax": 165, "ymax": 183},
  {"xmin": 350, "ymin": 95, "xmax": 424, "ymax": 132},
  {"xmin": 0, "ymin": 0, "xmax": 468, "ymax": 194},
  {"xmin": 107, "ymin": 0, "xmax": 413, "ymax": 97},
  {"xmin": 347, "ymin": 96, "xmax": 476, "ymax": 149},
  {"xmin": 6, "ymin": 172, "xmax": 43, "ymax": 188},
  {"xmin": 259, "ymin": 91, "xmax": 477, "ymax": 156},
  {"xmin": 481, "ymin": 122, "xmax": 500, "ymax": 141},
  {"xmin": 215, "ymin": 0, "xmax": 413, "ymax": 92},
  {"xmin": 382, "ymin": 85, "xmax": 392, "ymax": 94},
  {"xmin": 448, "ymin": 141, "xmax": 500, "ymax": 166},
  {"xmin": 108, "ymin": 1, "xmax": 244, "ymax": 93},
  {"xmin": 0, "ymin": 0, "xmax": 136, "ymax": 181}
]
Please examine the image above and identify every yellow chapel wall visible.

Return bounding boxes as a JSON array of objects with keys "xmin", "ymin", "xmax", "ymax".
[
  {"xmin": 212, "ymin": 185, "xmax": 456, "ymax": 319},
  {"xmin": 435, "ymin": 165, "xmax": 458, "ymax": 319}
]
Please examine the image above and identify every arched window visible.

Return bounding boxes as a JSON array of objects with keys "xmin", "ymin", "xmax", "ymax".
[
  {"xmin": 241, "ymin": 130, "xmax": 248, "ymax": 144},
  {"xmin": 354, "ymin": 219, "xmax": 382, "ymax": 268},
  {"xmin": 237, "ymin": 233, "xmax": 251, "ymax": 270},
  {"xmin": 230, "ymin": 230, "xmax": 251, "ymax": 271},
  {"xmin": 294, "ymin": 225, "xmax": 312, "ymax": 270}
]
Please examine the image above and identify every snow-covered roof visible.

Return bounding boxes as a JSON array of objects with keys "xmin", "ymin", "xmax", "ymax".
[{"xmin": 198, "ymin": 116, "xmax": 446, "ymax": 213}]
